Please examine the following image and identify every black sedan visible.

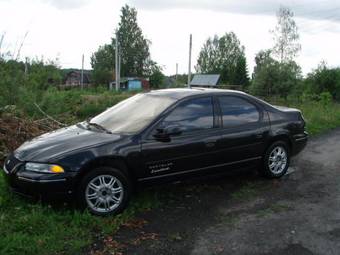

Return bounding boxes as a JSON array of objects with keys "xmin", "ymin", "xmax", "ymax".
[{"xmin": 3, "ymin": 88, "xmax": 308, "ymax": 215}]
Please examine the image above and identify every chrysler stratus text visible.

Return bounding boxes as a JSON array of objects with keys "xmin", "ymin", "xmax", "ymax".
[{"xmin": 3, "ymin": 88, "xmax": 308, "ymax": 216}]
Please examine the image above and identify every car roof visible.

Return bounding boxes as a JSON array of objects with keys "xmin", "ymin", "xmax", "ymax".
[{"xmin": 146, "ymin": 88, "xmax": 247, "ymax": 100}]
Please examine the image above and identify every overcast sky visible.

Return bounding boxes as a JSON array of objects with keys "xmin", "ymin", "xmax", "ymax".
[{"xmin": 1, "ymin": 0, "xmax": 340, "ymax": 75}]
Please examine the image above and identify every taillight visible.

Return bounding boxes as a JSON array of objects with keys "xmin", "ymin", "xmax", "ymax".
[{"xmin": 298, "ymin": 112, "xmax": 306, "ymax": 129}]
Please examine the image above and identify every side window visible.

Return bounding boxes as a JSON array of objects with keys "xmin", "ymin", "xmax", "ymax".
[
  {"xmin": 218, "ymin": 96, "xmax": 260, "ymax": 128},
  {"xmin": 161, "ymin": 97, "xmax": 214, "ymax": 133}
]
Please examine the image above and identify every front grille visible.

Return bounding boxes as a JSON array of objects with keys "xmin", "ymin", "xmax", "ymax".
[{"xmin": 4, "ymin": 154, "xmax": 22, "ymax": 173}]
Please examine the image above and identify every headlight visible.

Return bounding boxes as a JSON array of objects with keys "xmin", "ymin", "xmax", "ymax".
[{"xmin": 25, "ymin": 163, "xmax": 65, "ymax": 174}]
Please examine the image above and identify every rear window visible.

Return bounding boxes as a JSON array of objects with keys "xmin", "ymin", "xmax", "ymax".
[{"xmin": 218, "ymin": 96, "xmax": 260, "ymax": 128}]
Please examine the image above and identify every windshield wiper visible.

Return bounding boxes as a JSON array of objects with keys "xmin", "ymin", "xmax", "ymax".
[{"xmin": 86, "ymin": 121, "xmax": 112, "ymax": 134}]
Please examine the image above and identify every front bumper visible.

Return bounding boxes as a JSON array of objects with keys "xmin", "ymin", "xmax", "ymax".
[
  {"xmin": 3, "ymin": 158, "xmax": 77, "ymax": 198},
  {"xmin": 292, "ymin": 131, "xmax": 308, "ymax": 156}
]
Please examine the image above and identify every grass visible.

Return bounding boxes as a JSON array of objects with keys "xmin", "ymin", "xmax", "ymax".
[
  {"xmin": 7, "ymin": 87, "xmax": 137, "ymax": 123},
  {"xmin": 231, "ymin": 182, "xmax": 259, "ymax": 201},
  {"xmin": 216, "ymin": 214, "xmax": 241, "ymax": 227},
  {"xmin": 256, "ymin": 203, "xmax": 292, "ymax": 218},
  {"xmin": 0, "ymin": 172, "xmax": 160, "ymax": 255},
  {"xmin": 294, "ymin": 101, "xmax": 340, "ymax": 135}
]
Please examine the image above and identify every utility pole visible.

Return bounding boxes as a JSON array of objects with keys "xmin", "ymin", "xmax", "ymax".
[
  {"xmin": 118, "ymin": 48, "xmax": 121, "ymax": 88},
  {"xmin": 187, "ymin": 34, "xmax": 192, "ymax": 88},
  {"xmin": 115, "ymin": 30, "xmax": 120, "ymax": 91},
  {"xmin": 175, "ymin": 63, "xmax": 178, "ymax": 86},
  {"xmin": 24, "ymin": 57, "xmax": 28, "ymax": 76},
  {"xmin": 81, "ymin": 54, "xmax": 84, "ymax": 90},
  {"xmin": 0, "ymin": 33, "xmax": 5, "ymax": 56}
]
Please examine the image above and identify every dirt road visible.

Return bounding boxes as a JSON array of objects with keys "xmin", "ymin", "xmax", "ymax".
[{"xmin": 113, "ymin": 128, "xmax": 340, "ymax": 255}]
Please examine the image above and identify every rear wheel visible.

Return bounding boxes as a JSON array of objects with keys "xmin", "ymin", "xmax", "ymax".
[
  {"xmin": 78, "ymin": 167, "xmax": 131, "ymax": 216},
  {"xmin": 261, "ymin": 141, "xmax": 290, "ymax": 178}
]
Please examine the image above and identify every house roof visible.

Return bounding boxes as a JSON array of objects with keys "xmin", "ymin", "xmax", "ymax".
[
  {"xmin": 190, "ymin": 74, "xmax": 220, "ymax": 86},
  {"xmin": 64, "ymin": 70, "xmax": 92, "ymax": 83},
  {"xmin": 66, "ymin": 70, "xmax": 92, "ymax": 76}
]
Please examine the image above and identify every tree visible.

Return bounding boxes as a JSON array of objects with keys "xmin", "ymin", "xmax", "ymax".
[
  {"xmin": 117, "ymin": 5, "xmax": 151, "ymax": 77},
  {"xmin": 251, "ymin": 7, "xmax": 302, "ymax": 98},
  {"xmin": 271, "ymin": 6, "xmax": 301, "ymax": 63},
  {"xmin": 91, "ymin": 5, "xmax": 152, "ymax": 85},
  {"xmin": 195, "ymin": 32, "xmax": 249, "ymax": 86},
  {"xmin": 304, "ymin": 62, "xmax": 340, "ymax": 101},
  {"xmin": 252, "ymin": 50, "xmax": 272, "ymax": 79},
  {"xmin": 149, "ymin": 64, "xmax": 165, "ymax": 89},
  {"xmin": 250, "ymin": 51, "xmax": 279, "ymax": 96},
  {"xmin": 90, "ymin": 44, "xmax": 114, "ymax": 85},
  {"xmin": 250, "ymin": 50, "xmax": 302, "ymax": 98},
  {"xmin": 233, "ymin": 56, "xmax": 250, "ymax": 87}
]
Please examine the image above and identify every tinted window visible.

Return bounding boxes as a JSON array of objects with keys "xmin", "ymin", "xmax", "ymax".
[
  {"xmin": 218, "ymin": 96, "xmax": 260, "ymax": 127},
  {"xmin": 162, "ymin": 97, "xmax": 214, "ymax": 133}
]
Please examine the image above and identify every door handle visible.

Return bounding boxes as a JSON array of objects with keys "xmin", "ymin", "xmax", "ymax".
[
  {"xmin": 255, "ymin": 133, "xmax": 263, "ymax": 139},
  {"xmin": 205, "ymin": 139, "xmax": 217, "ymax": 148}
]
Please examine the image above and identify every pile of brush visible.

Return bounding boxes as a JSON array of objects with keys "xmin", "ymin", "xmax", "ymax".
[{"xmin": 0, "ymin": 105, "xmax": 62, "ymax": 165}]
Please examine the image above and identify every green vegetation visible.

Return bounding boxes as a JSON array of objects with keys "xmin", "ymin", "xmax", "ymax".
[
  {"xmin": 231, "ymin": 182, "xmax": 259, "ymax": 201},
  {"xmin": 25, "ymin": 88, "xmax": 134, "ymax": 121},
  {"xmin": 0, "ymin": 172, "xmax": 159, "ymax": 255},
  {"xmin": 216, "ymin": 214, "xmax": 241, "ymax": 227},
  {"xmin": 256, "ymin": 203, "xmax": 292, "ymax": 217}
]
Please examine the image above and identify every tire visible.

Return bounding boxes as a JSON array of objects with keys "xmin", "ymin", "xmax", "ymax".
[
  {"xmin": 261, "ymin": 141, "xmax": 290, "ymax": 178},
  {"xmin": 77, "ymin": 167, "xmax": 131, "ymax": 216}
]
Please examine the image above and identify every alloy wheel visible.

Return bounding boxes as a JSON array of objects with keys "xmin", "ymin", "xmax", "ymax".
[
  {"xmin": 268, "ymin": 146, "xmax": 288, "ymax": 175},
  {"xmin": 85, "ymin": 175, "xmax": 124, "ymax": 213}
]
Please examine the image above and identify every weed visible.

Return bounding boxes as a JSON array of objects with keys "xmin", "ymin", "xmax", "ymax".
[
  {"xmin": 256, "ymin": 203, "xmax": 292, "ymax": 218},
  {"xmin": 231, "ymin": 182, "xmax": 259, "ymax": 201}
]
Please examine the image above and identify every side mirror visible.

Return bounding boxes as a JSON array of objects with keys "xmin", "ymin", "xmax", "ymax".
[
  {"xmin": 153, "ymin": 124, "xmax": 183, "ymax": 141},
  {"xmin": 164, "ymin": 124, "xmax": 183, "ymax": 136}
]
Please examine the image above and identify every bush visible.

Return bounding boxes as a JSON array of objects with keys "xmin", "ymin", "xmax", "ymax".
[
  {"xmin": 300, "ymin": 92, "xmax": 319, "ymax": 102},
  {"xmin": 320, "ymin": 91, "xmax": 332, "ymax": 106},
  {"xmin": 304, "ymin": 63, "xmax": 340, "ymax": 101}
]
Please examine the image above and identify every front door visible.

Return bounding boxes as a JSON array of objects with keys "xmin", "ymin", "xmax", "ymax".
[{"xmin": 139, "ymin": 96, "xmax": 222, "ymax": 180}]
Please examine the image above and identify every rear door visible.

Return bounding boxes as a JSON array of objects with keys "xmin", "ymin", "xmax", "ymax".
[
  {"xmin": 139, "ymin": 96, "xmax": 222, "ymax": 180},
  {"xmin": 216, "ymin": 95, "xmax": 270, "ymax": 169}
]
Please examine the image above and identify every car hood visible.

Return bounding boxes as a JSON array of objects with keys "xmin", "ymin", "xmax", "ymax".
[{"xmin": 15, "ymin": 123, "xmax": 123, "ymax": 162}]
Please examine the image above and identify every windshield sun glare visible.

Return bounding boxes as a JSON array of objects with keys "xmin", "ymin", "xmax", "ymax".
[{"xmin": 90, "ymin": 94, "xmax": 175, "ymax": 133}]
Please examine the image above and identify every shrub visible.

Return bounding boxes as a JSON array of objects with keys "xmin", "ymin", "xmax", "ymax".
[{"xmin": 320, "ymin": 91, "xmax": 332, "ymax": 106}]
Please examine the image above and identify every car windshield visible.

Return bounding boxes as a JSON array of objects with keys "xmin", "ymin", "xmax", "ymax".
[{"xmin": 90, "ymin": 93, "xmax": 176, "ymax": 133}]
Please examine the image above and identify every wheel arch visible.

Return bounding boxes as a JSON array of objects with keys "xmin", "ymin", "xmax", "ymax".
[
  {"xmin": 75, "ymin": 156, "xmax": 135, "ymax": 186},
  {"xmin": 267, "ymin": 132, "xmax": 293, "ymax": 153}
]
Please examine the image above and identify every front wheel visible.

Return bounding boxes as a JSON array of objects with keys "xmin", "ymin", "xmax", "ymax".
[
  {"xmin": 261, "ymin": 141, "xmax": 290, "ymax": 178},
  {"xmin": 78, "ymin": 167, "xmax": 131, "ymax": 216}
]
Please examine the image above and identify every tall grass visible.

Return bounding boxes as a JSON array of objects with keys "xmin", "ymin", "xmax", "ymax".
[{"xmin": 12, "ymin": 87, "xmax": 136, "ymax": 123}]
